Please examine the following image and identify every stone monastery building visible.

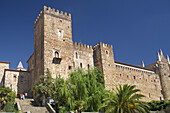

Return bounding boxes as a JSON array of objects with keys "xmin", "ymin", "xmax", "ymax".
[{"xmin": 0, "ymin": 6, "xmax": 170, "ymax": 101}]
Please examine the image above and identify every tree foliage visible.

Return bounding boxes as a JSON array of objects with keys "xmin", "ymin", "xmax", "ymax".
[
  {"xmin": 147, "ymin": 100, "xmax": 170, "ymax": 111},
  {"xmin": 0, "ymin": 86, "xmax": 16, "ymax": 112},
  {"xmin": 99, "ymin": 84, "xmax": 150, "ymax": 113},
  {"xmin": 33, "ymin": 68, "xmax": 106, "ymax": 112}
]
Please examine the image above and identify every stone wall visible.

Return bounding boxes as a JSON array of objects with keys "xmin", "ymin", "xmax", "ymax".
[
  {"xmin": 27, "ymin": 54, "xmax": 35, "ymax": 96},
  {"xmin": 114, "ymin": 62, "xmax": 162, "ymax": 101},
  {"xmin": 73, "ymin": 42, "xmax": 94, "ymax": 70},
  {"xmin": 4, "ymin": 69, "xmax": 30, "ymax": 95},
  {"xmin": 34, "ymin": 8, "xmax": 44, "ymax": 84},
  {"xmin": 0, "ymin": 61, "xmax": 9, "ymax": 85}
]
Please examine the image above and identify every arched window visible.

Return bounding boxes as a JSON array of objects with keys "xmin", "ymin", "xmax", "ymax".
[
  {"xmin": 55, "ymin": 51, "xmax": 59, "ymax": 58},
  {"xmin": 106, "ymin": 50, "xmax": 109, "ymax": 55}
]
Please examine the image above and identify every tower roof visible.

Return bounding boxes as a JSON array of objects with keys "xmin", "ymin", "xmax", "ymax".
[{"xmin": 16, "ymin": 61, "xmax": 26, "ymax": 71}]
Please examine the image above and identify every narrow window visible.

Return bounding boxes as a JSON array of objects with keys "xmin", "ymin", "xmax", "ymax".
[
  {"xmin": 146, "ymin": 79, "xmax": 147, "ymax": 82},
  {"xmin": 87, "ymin": 64, "xmax": 90, "ymax": 69},
  {"xmin": 13, "ymin": 75, "xmax": 16, "ymax": 82},
  {"xmin": 20, "ymin": 76, "xmax": 23, "ymax": 82},
  {"xmin": 127, "ymin": 75, "xmax": 129, "ymax": 78},
  {"xmin": 80, "ymin": 63, "xmax": 82, "ymax": 68},
  {"xmin": 120, "ymin": 74, "xmax": 122, "ymax": 77},
  {"xmin": 75, "ymin": 52, "xmax": 78, "ymax": 59},
  {"xmin": 73, "ymin": 62, "xmax": 75, "ymax": 67},
  {"xmin": 68, "ymin": 66, "xmax": 72, "ymax": 70},
  {"xmin": 160, "ymin": 97, "xmax": 162, "ymax": 100},
  {"xmin": 134, "ymin": 76, "xmax": 136, "ymax": 80},
  {"xmin": 149, "ymin": 93, "xmax": 151, "ymax": 98},
  {"xmin": 164, "ymin": 74, "xmax": 166, "ymax": 76},
  {"xmin": 10, "ymin": 83, "xmax": 12, "ymax": 88},
  {"xmin": 140, "ymin": 78, "xmax": 141, "ymax": 80},
  {"xmin": 151, "ymin": 80, "xmax": 153, "ymax": 82}
]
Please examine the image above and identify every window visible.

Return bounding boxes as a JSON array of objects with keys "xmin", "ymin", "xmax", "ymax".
[
  {"xmin": 160, "ymin": 97, "xmax": 162, "ymax": 100},
  {"xmin": 140, "ymin": 78, "xmax": 141, "ymax": 80},
  {"xmin": 20, "ymin": 76, "xmax": 23, "ymax": 82},
  {"xmin": 164, "ymin": 74, "xmax": 166, "ymax": 76},
  {"xmin": 55, "ymin": 51, "xmax": 59, "ymax": 58},
  {"xmin": 120, "ymin": 74, "xmax": 122, "ymax": 77},
  {"xmin": 127, "ymin": 75, "xmax": 129, "ymax": 78},
  {"xmin": 151, "ymin": 80, "xmax": 153, "ymax": 82},
  {"xmin": 146, "ymin": 79, "xmax": 147, "ymax": 82},
  {"xmin": 106, "ymin": 50, "xmax": 108, "ymax": 55},
  {"xmin": 149, "ymin": 93, "xmax": 151, "ymax": 98},
  {"xmin": 13, "ymin": 75, "xmax": 16, "ymax": 82},
  {"xmin": 53, "ymin": 50, "xmax": 60, "ymax": 58},
  {"xmin": 80, "ymin": 63, "xmax": 82, "ymax": 68},
  {"xmin": 73, "ymin": 62, "xmax": 75, "ymax": 67},
  {"xmin": 75, "ymin": 52, "xmax": 78, "ymax": 59},
  {"xmin": 108, "ymin": 64, "xmax": 110, "ymax": 66},
  {"xmin": 58, "ymin": 28, "xmax": 63, "ymax": 38},
  {"xmin": 134, "ymin": 76, "xmax": 136, "ymax": 80},
  {"xmin": 10, "ymin": 83, "xmax": 12, "ymax": 88},
  {"xmin": 87, "ymin": 64, "xmax": 90, "ymax": 69},
  {"xmin": 68, "ymin": 66, "xmax": 71, "ymax": 70}
]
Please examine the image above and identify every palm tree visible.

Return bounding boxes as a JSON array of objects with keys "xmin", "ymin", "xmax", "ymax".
[{"xmin": 99, "ymin": 84, "xmax": 150, "ymax": 113}]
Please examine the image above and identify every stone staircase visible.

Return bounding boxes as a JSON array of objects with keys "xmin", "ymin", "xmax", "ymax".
[{"xmin": 15, "ymin": 98, "xmax": 49, "ymax": 113}]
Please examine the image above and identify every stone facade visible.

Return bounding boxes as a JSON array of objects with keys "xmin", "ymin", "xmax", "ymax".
[
  {"xmin": 0, "ymin": 61, "xmax": 31, "ymax": 96},
  {"xmin": 3, "ymin": 69, "xmax": 30, "ymax": 95},
  {"xmin": 0, "ymin": 61, "xmax": 9, "ymax": 85},
  {"xmin": 0, "ymin": 6, "xmax": 170, "ymax": 101}
]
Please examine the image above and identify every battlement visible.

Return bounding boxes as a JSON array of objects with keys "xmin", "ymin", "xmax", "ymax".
[
  {"xmin": 34, "ymin": 6, "xmax": 71, "ymax": 27},
  {"xmin": 34, "ymin": 10, "xmax": 43, "ymax": 26},
  {"xmin": 73, "ymin": 42, "xmax": 93, "ymax": 50},
  {"xmin": 43, "ymin": 6, "xmax": 71, "ymax": 19},
  {"xmin": 93, "ymin": 42, "xmax": 113, "ymax": 49}
]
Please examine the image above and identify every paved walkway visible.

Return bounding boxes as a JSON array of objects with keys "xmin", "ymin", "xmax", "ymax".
[{"xmin": 15, "ymin": 98, "xmax": 49, "ymax": 113}]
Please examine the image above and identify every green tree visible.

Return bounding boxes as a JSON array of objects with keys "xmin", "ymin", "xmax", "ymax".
[
  {"xmin": 147, "ymin": 100, "xmax": 170, "ymax": 111},
  {"xmin": 100, "ymin": 84, "xmax": 150, "ymax": 113},
  {"xmin": 0, "ymin": 86, "xmax": 16, "ymax": 112},
  {"xmin": 33, "ymin": 68, "xmax": 54, "ymax": 105},
  {"xmin": 68, "ymin": 68, "xmax": 106, "ymax": 112}
]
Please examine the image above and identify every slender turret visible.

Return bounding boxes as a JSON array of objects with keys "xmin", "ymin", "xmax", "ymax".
[
  {"xmin": 157, "ymin": 52, "xmax": 161, "ymax": 61},
  {"xmin": 141, "ymin": 60, "xmax": 145, "ymax": 67}
]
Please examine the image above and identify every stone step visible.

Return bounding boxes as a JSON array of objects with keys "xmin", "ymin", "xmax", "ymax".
[{"xmin": 16, "ymin": 98, "xmax": 49, "ymax": 113}]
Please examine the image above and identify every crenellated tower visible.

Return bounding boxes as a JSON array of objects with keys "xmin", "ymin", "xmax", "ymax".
[
  {"xmin": 93, "ymin": 42, "xmax": 115, "ymax": 90},
  {"xmin": 33, "ymin": 6, "xmax": 73, "ymax": 84}
]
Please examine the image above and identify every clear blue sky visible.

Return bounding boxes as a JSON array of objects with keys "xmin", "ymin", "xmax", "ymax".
[{"xmin": 0, "ymin": 0, "xmax": 170, "ymax": 69}]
